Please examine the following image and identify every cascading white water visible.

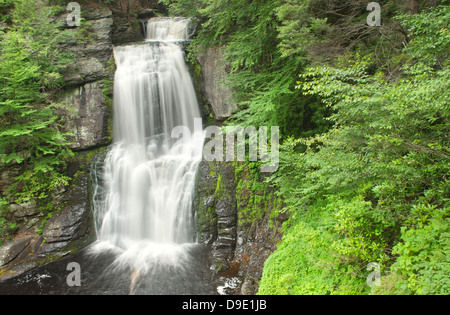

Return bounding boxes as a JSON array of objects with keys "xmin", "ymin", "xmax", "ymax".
[
  {"xmin": 145, "ymin": 17, "xmax": 191, "ymax": 41},
  {"xmin": 91, "ymin": 17, "xmax": 204, "ymax": 273}
]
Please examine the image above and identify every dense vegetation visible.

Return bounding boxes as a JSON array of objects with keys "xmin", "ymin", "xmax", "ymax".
[
  {"xmin": 0, "ymin": 0, "xmax": 79, "ymax": 240},
  {"xmin": 163, "ymin": 0, "xmax": 450, "ymax": 294}
]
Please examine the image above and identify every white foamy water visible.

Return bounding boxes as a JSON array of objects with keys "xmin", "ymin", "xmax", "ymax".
[
  {"xmin": 91, "ymin": 18, "xmax": 204, "ymax": 272},
  {"xmin": 145, "ymin": 17, "xmax": 191, "ymax": 41}
]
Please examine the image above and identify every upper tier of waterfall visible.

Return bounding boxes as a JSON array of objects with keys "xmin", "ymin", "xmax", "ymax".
[{"xmin": 144, "ymin": 17, "xmax": 193, "ymax": 42}]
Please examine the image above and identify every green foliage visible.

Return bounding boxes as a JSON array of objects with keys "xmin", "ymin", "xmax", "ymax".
[
  {"xmin": 261, "ymin": 5, "xmax": 449, "ymax": 295},
  {"xmin": 166, "ymin": 0, "xmax": 332, "ymax": 137},
  {"xmin": 275, "ymin": 0, "xmax": 329, "ymax": 59},
  {"xmin": 387, "ymin": 207, "xmax": 450, "ymax": 295},
  {"xmin": 259, "ymin": 198, "xmax": 371, "ymax": 295},
  {"xmin": 161, "ymin": 0, "xmax": 208, "ymax": 20},
  {"xmin": 0, "ymin": 0, "xmax": 16, "ymax": 24},
  {"xmin": 0, "ymin": 0, "xmax": 76, "ymax": 233},
  {"xmin": 259, "ymin": 221, "xmax": 343, "ymax": 295},
  {"xmin": 399, "ymin": 4, "xmax": 450, "ymax": 66},
  {"xmin": 273, "ymin": 53, "xmax": 449, "ymax": 216},
  {"xmin": 235, "ymin": 161, "xmax": 283, "ymax": 229}
]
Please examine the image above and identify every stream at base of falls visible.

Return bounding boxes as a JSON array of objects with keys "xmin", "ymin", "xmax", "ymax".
[{"xmin": 0, "ymin": 244, "xmax": 214, "ymax": 295}]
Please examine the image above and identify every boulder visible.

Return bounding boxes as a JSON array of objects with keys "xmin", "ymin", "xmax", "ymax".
[
  {"xmin": 197, "ymin": 47, "xmax": 237, "ymax": 121},
  {"xmin": 111, "ymin": 16, "xmax": 145, "ymax": 44},
  {"xmin": 63, "ymin": 57, "xmax": 106, "ymax": 86},
  {"xmin": 137, "ymin": 9, "xmax": 155, "ymax": 20},
  {"xmin": 0, "ymin": 237, "xmax": 33, "ymax": 267},
  {"xmin": 61, "ymin": 81, "xmax": 112, "ymax": 151},
  {"xmin": 11, "ymin": 202, "xmax": 40, "ymax": 219}
]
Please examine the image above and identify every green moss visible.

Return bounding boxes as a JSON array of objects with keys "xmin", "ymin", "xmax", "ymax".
[
  {"xmin": 195, "ymin": 162, "xmax": 219, "ymax": 237},
  {"xmin": 214, "ymin": 173, "xmax": 223, "ymax": 197},
  {"xmin": 235, "ymin": 161, "xmax": 282, "ymax": 230},
  {"xmin": 84, "ymin": 146, "xmax": 107, "ymax": 164},
  {"xmin": 195, "ymin": 161, "xmax": 239, "ymax": 239}
]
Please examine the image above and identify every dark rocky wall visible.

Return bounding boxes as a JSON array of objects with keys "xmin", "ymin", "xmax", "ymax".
[
  {"xmin": 194, "ymin": 159, "xmax": 287, "ymax": 295},
  {"xmin": 195, "ymin": 161, "xmax": 238, "ymax": 272}
]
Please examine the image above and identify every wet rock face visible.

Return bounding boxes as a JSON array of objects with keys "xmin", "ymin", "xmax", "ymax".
[
  {"xmin": 194, "ymin": 160, "xmax": 287, "ymax": 295},
  {"xmin": 0, "ymin": 237, "xmax": 35, "ymax": 267},
  {"xmin": 0, "ymin": 172, "xmax": 95, "ymax": 281},
  {"xmin": 64, "ymin": 57, "xmax": 108, "ymax": 87},
  {"xmin": 39, "ymin": 174, "xmax": 94, "ymax": 254},
  {"xmin": 61, "ymin": 82, "xmax": 111, "ymax": 151},
  {"xmin": 197, "ymin": 47, "xmax": 238, "ymax": 121},
  {"xmin": 195, "ymin": 160, "xmax": 237, "ymax": 273}
]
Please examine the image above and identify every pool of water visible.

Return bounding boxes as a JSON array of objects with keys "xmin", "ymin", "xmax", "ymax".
[{"xmin": 0, "ymin": 243, "xmax": 214, "ymax": 295}]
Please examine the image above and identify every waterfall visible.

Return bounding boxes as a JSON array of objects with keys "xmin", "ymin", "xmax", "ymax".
[
  {"xmin": 145, "ymin": 17, "xmax": 190, "ymax": 41},
  {"xmin": 91, "ymin": 17, "xmax": 204, "ymax": 272}
]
